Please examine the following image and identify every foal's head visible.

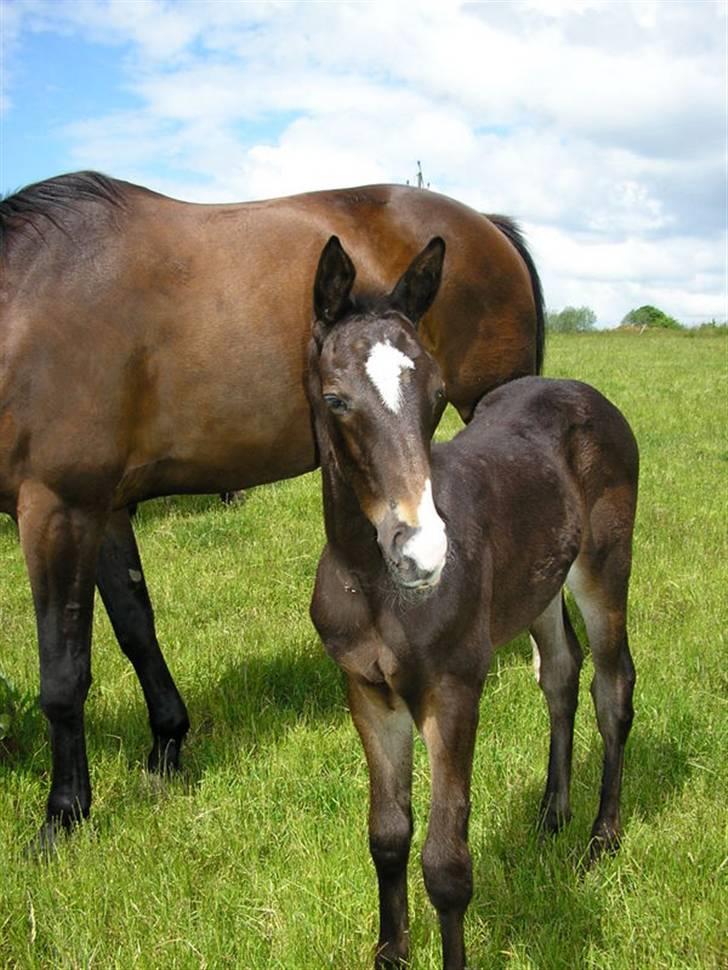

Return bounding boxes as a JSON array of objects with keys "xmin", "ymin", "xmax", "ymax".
[{"xmin": 310, "ymin": 235, "xmax": 449, "ymax": 590}]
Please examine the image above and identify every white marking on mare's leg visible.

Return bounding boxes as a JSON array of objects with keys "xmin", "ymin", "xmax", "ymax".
[
  {"xmin": 401, "ymin": 479, "xmax": 448, "ymax": 579},
  {"xmin": 365, "ymin": 340, "xmax": 414, "ymax": 413}
]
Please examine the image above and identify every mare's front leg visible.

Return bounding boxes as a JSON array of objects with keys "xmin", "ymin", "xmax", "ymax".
[
  {"xmin": 418, "ymin": 676, "xmax": 483, "ymax": 970},
  {"xmin": 17, "ymin": 482, "xmax": 105, "ymax": 849},
  {"xmin": 348, "ymin": 677, "xmax": 414, "ymax": 968},
  {"xmin": 96, "ymin": 509, "xmax": 189, "ymax": 773}
]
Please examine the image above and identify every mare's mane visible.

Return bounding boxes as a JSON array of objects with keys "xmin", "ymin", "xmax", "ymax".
[{"xmin": 0, "ymin": 171, "xmax": 129, "ymax": 254}]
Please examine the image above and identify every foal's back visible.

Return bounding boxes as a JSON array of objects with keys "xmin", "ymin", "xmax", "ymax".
[{"xmin": 433, "ymin": 376, "xmax": 639, "ymax": 647}]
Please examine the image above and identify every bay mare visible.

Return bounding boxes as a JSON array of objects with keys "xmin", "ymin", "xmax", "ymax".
[
  {"xmin": 308, "ymin": 236, "xmax": 637, "ymax": 969},
  {"xmin": 0, "ymin": 172, "xmax": 543, "ymax": 846}
]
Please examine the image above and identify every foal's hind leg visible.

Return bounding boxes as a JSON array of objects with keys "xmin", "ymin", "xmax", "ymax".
[
  {"xmin": 529, "ymin": 593, "xmax": 583, "ymax": 833},
  {"xmin": 348, "ymin": 677, "xmax": 414, "ymax": 968},
  {"xmin": 568, "ymin": 554, "xmax": 635, "ymax": 859},
  {"xmin": 17, "ymin": 482, "xmax": 105, "ymax": 848},
  {"xmin": 96, "ymin": 509, "xmax": 189, "ymax": 773}
]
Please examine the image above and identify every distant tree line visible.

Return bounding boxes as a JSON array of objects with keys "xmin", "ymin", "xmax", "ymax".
[
  {"xmin": 546, "ymin": 306, "xmax": 596, "ymax": 332},
  {"xmin": 546, "ymin": 303, "xmax": 726, "ymax": 333}
]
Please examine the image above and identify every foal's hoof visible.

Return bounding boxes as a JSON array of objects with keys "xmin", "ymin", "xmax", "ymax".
[
  {"xmin": 375, "ymin": 940, "xmax": 409, "ymax": 968},
  {"xmin": 587, "ymin": 821, "xmax": 621, "ymax": 864},
  {"xmin": 538, "ymin": 799, "xmax": 572, "ymax": 836},
  {"xmin": 147, "ymin": 736, "xmax": 183, "ymax": 775}
]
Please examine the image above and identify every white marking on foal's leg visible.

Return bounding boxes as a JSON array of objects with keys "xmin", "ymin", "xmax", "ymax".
[
  {"xmin": 365, "ymin": 340, "xmax": 415, "ymax": 413},
  {"xmin": 567, "ymin": 558, "xmax": 611, "ymax": 651},
  {"xmin": 530, "ymin": 635, "xmax": 542, "ymax": 684},
  {"xmin": 401, "ymin": 479, "xmax": 448, "ymax": 579}
]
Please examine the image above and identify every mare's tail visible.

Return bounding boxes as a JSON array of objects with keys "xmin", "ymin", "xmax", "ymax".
[{"xmin": 485, "ymin": 214, "xmax": 545, "ymax": 374}]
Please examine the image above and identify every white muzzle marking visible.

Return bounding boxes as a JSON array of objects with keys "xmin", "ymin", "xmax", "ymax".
[
  {"xmin": 365, "ymin": 340, "xmax": 415, "ymax": 413},
  {"xmin": 401, "ymin": 479, "xmax": 448, "ymax": 580}
]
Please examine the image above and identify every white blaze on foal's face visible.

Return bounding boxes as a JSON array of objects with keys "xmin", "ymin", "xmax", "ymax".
[
  {"xmin": 365, "ymin": 339, "xmax": 415, "ymax": 413},
  {"xmin": 363, "ymin": 337, "xmax": 448, "ymax": 585},
  {"xmin": 401, "ymin": 478, "xmax": 448, "ymax": 582}
]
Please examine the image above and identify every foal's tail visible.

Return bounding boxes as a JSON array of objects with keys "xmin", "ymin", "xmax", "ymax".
[{"xmin": 485, "ymin": 214, "xmax": 546, "ymax": 375}]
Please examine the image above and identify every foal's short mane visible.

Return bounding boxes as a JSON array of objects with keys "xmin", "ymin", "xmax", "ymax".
[{"xmin": 0, "ymin": 171, "xmax": 129, "ymax": 254}]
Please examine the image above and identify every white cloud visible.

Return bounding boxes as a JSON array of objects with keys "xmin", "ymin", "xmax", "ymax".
[{"xmin": 5, "ymin": 0, "xmax": 727, "ymax": 325}]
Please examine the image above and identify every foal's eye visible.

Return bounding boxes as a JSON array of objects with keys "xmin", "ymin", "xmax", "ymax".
[{"xmin": 323, "ymin": 394, "xmax": 350, "ymax": 414}]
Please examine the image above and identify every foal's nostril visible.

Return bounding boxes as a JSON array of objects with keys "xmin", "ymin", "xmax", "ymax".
[{"xmin": 391, "ymin": 526, "xmax": 406, "ymax": 559}]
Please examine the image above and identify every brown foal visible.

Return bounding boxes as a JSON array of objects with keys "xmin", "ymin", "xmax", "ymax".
[{"xmin": 308, "ymin": 236, "xmax": 638, "ymax": 969}]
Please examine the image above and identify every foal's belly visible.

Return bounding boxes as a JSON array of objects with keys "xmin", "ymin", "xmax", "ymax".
[{"xmin": 489, "ymin": 539, "xmax": 580, "ymax": 647}]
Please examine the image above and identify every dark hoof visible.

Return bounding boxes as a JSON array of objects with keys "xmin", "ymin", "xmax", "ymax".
[
  {"xmin": 538, "ymin": 797, "xmax": 572, "ymax": 836},
  {"xmin": 375, "ymin": 941, "xmax": 409, "ymax": 968},
  {"xmin": 220, "ymin": 490, "xmax": 246, "ymax": 505},
  {"xmin": 587, "ymin": 821, "xmax": 622, "ymax": 864},
  {"xmin": 25, "ymin": 818, "xmax": 69, "ymax": 861},
  {"xmin": 147, "ymin": 736, "xmax": 183, "ymax": 775}
]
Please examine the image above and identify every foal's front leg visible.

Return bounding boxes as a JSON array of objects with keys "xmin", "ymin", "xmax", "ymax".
[
  {"xmin": 347, "ymin": 677, "xmax": 414, "ymax": 968},
  {"xmin": 418, "ymin": 678, "xmax": 482, "ymax": 970}
]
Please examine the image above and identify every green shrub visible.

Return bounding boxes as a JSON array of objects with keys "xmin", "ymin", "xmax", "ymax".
[{"xmin": 620, "ymin": 305, "xmax": 683, "ymax": 330}]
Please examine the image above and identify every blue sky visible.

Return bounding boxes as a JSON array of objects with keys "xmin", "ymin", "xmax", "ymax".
[
  {"xmin": 3, "ymin": 29, "xmax": 135, "ymax": 189},
  {"xmin": 1, "ymin": 0, "xmax": 726, "ymax": 325}
]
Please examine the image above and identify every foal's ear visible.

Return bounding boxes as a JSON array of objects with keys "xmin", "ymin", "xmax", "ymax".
[
  {"xmin": 390, "ymin": 236, "xmax": 446, "ymax": 326},
  {"xmin": 313, "ymin": 235, "xmax": 357, "ymax": 327}
]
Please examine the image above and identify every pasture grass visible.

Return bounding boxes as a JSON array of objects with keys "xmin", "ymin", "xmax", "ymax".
[{"xmin": 1, "ymin": 329, "xmax": 726, "ymax": 969}]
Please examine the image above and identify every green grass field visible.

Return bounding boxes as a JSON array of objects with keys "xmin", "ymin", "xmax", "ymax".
[{"xmin": 1, "ymin": 330, "xmax": 726, "ymax": 969}]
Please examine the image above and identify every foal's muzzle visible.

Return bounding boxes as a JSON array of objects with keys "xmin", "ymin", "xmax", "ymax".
[{"xmin": 377, "ymin": 509, "xmax": 448, "ymax": 590}]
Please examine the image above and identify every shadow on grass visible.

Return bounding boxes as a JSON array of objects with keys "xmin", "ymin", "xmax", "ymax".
[
  {"xmin": 177, "ymin": 639, "xmax": 348, "ymax": 783},
  {"xmin": 2, "ymin": 633, "xmax": 346, "ymax": 780},
  {"xmin": 468, "ymin": 721, "xmax": 693, "ymax": 967}
]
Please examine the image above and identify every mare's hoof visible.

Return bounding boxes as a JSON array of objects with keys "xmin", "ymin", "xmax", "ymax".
[
  {"xmin": 147, "ymin": 736, "xmax": 183, "ymax": 775},
  {"xmin": 220, "ymin": 490, "xmax": 246, "ymax": 505},
  {"xmin": 25, "ymin": 818, "xmax": 68, "ymax": 861}
]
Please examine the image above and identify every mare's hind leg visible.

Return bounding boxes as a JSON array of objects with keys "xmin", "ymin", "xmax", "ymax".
[
  {"xmin": 568, "ymin": 554, "xmax": 635, "ymax": 859},
  {"xmin": 96, "ymin": 509, "xmax": 189, "ymax": 773},
  {"xmin": 17, "ymin": 482, "xmax": 105, "ymax": 847},
  {"xmin": 529, "ymin": 592, "xmax": 583, "ymax": 833},
  {"xmin": 347, "ymin": 677, "xmax": 414, "ymax": 969}
]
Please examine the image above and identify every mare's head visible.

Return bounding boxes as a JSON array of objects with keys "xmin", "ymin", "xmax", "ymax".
[{"xmin": 310, "ymin": 235, "xmax": 449, "ymax": 590}]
